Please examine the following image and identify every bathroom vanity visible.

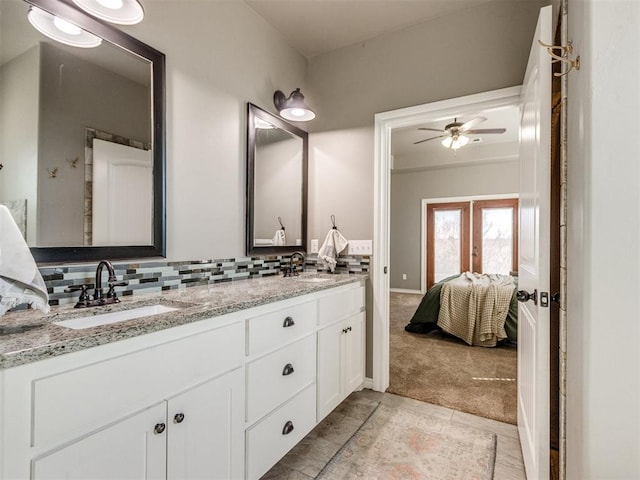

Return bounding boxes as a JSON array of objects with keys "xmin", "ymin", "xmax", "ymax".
[{"xmin": 0, "ymin": 273, "xmax": 366, "ymax": 480}]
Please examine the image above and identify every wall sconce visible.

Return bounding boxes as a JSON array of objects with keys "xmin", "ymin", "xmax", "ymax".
[
  {"xmin": 71, "ymin": 0, "xmax": 144, "ymax": 25},
  {"xmin": 27, "ymin": 6, "xmax": 102, "ymax": 48},
  {"xmin": 273, "ymin": 88, "xmax": 316, "ymax": 122}
]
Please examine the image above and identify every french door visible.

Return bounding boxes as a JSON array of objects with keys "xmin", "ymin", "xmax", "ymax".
[{"xmin": 426, "ymin": 197, "xmax": 518, "ymax": 289}]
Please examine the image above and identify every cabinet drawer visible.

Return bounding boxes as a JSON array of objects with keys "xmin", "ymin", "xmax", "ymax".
[
  {"xmin": 247, "ymin": 300, "xmax": 316, "ymax": 355},
  {"xmin": 246, "ymin": 384, "xmax": 316, "ymax": 480},
  {"xmin": 318, "ymin": 284, "xmax": 365, "ymax": 326},
  {"xmin": 32, "ymin": 321, "xmax": 243, "ymax": 448},
  {"xmin": 246, "ymin": 334, "xmax": 316, "ymax": 424}
]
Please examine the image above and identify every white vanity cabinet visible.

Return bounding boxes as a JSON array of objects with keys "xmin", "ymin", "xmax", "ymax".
[
  {"xmin": 0, "ymin": 278, "xmax": 367, "ymax": 480},
  {"xmin": 317, "ymin": 285, "xmax": 366, "ymax": 421},
  {"xmin": 1, "ymin": 318, "xmax": 246, "ymax": 480}
]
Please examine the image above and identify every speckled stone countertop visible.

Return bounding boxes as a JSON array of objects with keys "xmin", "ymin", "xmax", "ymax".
[{"xmin": 0, "ymin": 272, "xmax": 367, "ymax": 370}]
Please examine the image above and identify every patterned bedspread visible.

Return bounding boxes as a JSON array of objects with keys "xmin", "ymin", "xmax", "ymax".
[{"xmin": 437, "ymin": 272, "xmax": 516, "ymax": 347}]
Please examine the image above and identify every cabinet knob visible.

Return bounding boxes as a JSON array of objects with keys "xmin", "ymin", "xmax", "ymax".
[
  {"xmin": 282, "ymin": 363, "xmax": 295, "ymax": 376},
  {"xmin": 282, "ymin": 420, "xmax": 295, "ymax": 435},
  {"xmin": 347, "ymin": 326, "xmax": 352, "ymax": 332},
  {"xmin": 282, "ymin": 316, "xmax": 295, "ymax": 328},
  {"xmin": 342, "ymin": 328, "xmax": 347, "ymax": 334},
  {"xmin": 173, "ymin": 413, "xmax": 185, "ymax": 424},
  {"xmin": 154, "ymin": 423, "xmax": 166, "ymax": 435}
]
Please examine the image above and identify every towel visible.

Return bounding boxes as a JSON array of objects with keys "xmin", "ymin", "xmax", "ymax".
[
  {"xmin": 318, "ymin": 229, "xmax": 349, "ymax": 272},
  {"xmin": 272, "ymin": 229, "xmax": 287, "ymax": 246},
  {"xmin": 0, "ymin": 205, "xmax": 50, "ymax": 316}
]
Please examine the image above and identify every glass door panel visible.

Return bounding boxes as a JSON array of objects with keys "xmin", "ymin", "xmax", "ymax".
[{"xmin": 472, "ymin": 199, "xmax": 519, "ymax": 275}]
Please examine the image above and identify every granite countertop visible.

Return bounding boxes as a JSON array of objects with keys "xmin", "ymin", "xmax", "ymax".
[{"xmin": 0, "ymin": 272, "xmax": 367, "ymax": 370}]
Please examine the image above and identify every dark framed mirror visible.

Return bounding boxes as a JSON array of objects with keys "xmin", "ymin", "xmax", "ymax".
[
  {"xmin": 0, "ymin": 0, "xmax": 165, "ymax": 263},
  {"xmin": 246, "ymin": 103, "xmax": 307, "ymax": 256}
]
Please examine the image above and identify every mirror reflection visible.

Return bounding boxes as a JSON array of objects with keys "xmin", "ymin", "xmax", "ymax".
[
  {"xmin": 247, "ymin": 104, "xmax": 307, "ymax": 255},
  {"xmin": 0, "ymin": 0, "xmax": 165, "ymax": 261}
]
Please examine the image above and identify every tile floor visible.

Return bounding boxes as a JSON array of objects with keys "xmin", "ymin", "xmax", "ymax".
[{"xmin": 261, "ymin": 389, "xmax": 526, "ymax": 480}]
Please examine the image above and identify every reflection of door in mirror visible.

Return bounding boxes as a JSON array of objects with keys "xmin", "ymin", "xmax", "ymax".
[{"xmin": 253, "ymin": 127, "xmax": 303, "ymax": 247}]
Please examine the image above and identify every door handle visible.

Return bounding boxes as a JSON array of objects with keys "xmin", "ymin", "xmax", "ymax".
[{"xmin": 516, "ymin": 289, "xmax": 538, "ymax": 305}]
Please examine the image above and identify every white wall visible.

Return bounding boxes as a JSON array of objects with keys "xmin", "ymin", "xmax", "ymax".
[
  {"xmin": 567, "ymin": 0, "xmax": 640, "ymax": 478},
  {"xmin": 0, "ymin": 45, "xmax": 39, "ymax": 244},
  {"xmin": 390, "ymin": 160, "xmax": 519, "ymax": 290},
  {"xmin": 120, "ymin": 0, "xmax": 308, "ymax": 261},
  {"xmin": 307, "ymin": 0, "xmax": 546, "ymax": 244}
]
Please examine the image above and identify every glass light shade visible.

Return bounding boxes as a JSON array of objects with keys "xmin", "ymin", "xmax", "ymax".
[
  {"xmin": 441, "ymin": 134, "xmax": 469, "ymax": 150},
  {"xmin": 276, "ymin": 88, "xmax": 316, "ymax": 122},
  {"xmin": 28, "ymin": 7, "xmax": 102, "ymax": 48},
  {"xmin": 72, "ymin": 0, "xmax": 144, "ymax": 25}
]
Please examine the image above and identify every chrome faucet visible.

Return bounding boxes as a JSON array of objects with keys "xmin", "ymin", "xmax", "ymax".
[{"xmin": 65, "ymin": 260, "xmax": 128, "ymax": 308}]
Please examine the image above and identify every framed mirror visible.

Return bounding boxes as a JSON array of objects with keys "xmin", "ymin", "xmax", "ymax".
[
  {"xmin": 0, "ymin": 0, "xmax": 165, "ymax": 263},
  {"xmin": 246, "ymin": 103, "xmax": 307, "ymax": 256}
]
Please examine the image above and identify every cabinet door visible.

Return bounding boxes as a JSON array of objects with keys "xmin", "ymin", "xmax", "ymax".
[
  {"xmin": 344, "ymin": 312, "xmax": 365, "ymax": 394},
  {"xmin": 317, "ymin": 321, "xmax": 345, "ymax": 421},
  {"xmin": 166, "ymin": 368, "xmax": 244, "ymax": 480},
  {"xmin": 32, "ymin": 402, "xmax": 167, "ymax": 480}
]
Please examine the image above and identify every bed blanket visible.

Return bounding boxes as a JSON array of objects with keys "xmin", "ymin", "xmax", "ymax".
[{"xmin": 437, "ymin": 272, "xmax": 515, "ymax": 347}]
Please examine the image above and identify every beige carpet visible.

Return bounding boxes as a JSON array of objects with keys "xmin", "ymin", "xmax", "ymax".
[
  {"xmin": 387, "ymin": 292, "xmax": 517, "ymax": 425},
  {"xmin": 317, "ymin": 402, "xmax": 496, "ymax": 479}
]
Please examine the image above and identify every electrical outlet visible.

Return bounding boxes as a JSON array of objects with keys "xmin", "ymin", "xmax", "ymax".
[
  {"xmin": 310, "ymin": 239, "xmax": 319, "ymax": 253},
  {"xmin": 402, "ymin": 274, "xmax": 407, "ymax": 280},
  {"xmin": 347, "ymin": 240, "xmax": 373, "ymax": 255}
]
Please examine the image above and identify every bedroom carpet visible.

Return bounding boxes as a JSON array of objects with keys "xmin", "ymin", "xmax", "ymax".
[
  {"xmin": 316, "ymin": 402, "xmax": 496, "ymax": 480},
  {"xmin": 387, "ymin": 292, "xmax": 518, "ymax": 425}
]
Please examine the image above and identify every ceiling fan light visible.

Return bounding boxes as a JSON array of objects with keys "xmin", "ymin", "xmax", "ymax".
[
  {"xmin": 72, "ymin": 0, "xmax": 144, "ymax": 25},
  {"xmin": 28, "ymin": 6, "xmax": 102, "ymax": 48},
  {"xmin": 442, "ymin": 134, "xmax": 469, "ymax": 150}
]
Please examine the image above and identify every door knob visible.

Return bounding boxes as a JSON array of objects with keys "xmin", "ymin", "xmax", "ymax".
[
  {"xmin": 516, "ymin": 289, "xmax": 538, "ymax": 304},
  {"xmin": 154, "ymin": 423, "xmax": 166, "ymax": 434}
]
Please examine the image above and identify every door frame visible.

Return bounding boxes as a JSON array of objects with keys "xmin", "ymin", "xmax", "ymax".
[
  {"xmin": 420, "ymin": 194, "xmax": 519, "ymax": 293},
  {"xmin": 372, "ymin": 85, "xmax": 522, "ymax": 392}
]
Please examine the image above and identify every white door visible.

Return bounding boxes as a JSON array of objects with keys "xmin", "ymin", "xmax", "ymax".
[
  {"xmin": 518, "ymin": 5, "xmax": 552, "ymax": 479},
  {"xmin": 166, "ymin": 369, "xmax": 244, "ymax": 480},
  {"xmin": 92, "ymin": 138, "xmax": 153, "ymax": 245},
  {"xmin": 32, "ymin": 402, "xmax": 167, "ymax": 480}
]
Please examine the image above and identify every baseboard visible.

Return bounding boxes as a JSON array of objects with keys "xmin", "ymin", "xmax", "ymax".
[
  {"xmin": 361, "ymin": 377, "xmax": 374, "ymax": 390},
  {"xmin": 389, "ymin": 288, "xmax": 423, "ymax": 295}
]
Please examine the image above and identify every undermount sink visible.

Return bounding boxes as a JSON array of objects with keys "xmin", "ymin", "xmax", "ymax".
[
  {"xmin": 53, "ymin": 304, "xmax": 179, "ymax": 330},
  {"xmin": 294, "ymin": 277, "xmax": 331, "ymax": 283}
]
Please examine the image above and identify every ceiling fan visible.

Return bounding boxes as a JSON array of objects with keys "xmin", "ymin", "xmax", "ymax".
[{"xmin": 414, "ymin": 117, "xmax": 506, "ymax": 150}]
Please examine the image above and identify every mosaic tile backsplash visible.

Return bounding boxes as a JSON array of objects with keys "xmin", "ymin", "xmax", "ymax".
[{"xmin": 40, "ymin": 255, "xmax": 370, "ymax": 306}]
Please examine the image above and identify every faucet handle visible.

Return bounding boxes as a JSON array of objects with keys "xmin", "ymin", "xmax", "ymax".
[
  {"xmin": 65, "ymin": 284, "xmax": 91, "ymax": 307},
  {"xmin": 107, "ymin": 280, "xmax": 128, "ymax": 300}
]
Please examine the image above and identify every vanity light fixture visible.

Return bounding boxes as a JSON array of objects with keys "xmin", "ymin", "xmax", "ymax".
[
  {"xmin": 441, "ymin": 134, "xmax": 469, "ymax": 150},
  {"xmin": 273, "ymin": 88, "xmax": 316, "ymax": 122},
  {"xmin": 27, "ymin": 6, "xmax": 102, "ymax": 48},
  {"xmin": 71, "ymin": 0, "xmax": 144, "ymax": 25}
]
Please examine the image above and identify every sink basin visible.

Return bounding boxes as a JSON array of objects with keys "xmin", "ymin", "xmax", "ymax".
[
  {"xmin": 294, "ymin": 277, "xmax": 331, "ymax": 283},
  {"xmin": 54, "ymin": 304, "xmax": 178, "ymax": 330}
]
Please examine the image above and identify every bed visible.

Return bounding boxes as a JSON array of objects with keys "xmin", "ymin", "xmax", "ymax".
[{"xmin": 405, "ymin": 272, "xmax": 518, "ymax": 346}]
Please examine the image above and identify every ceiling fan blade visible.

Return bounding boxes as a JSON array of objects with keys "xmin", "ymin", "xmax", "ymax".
[
  {"xmin": 417, "ymin": 127, "xmax": 444, "ymax": 132},
  {"xmin": 459, "ymin": 116, "xmax": 487, "ymax": 131},
  {"xmin": 465, "ymin": 128, "xmax": 507, "ymax": 134},
  {"xmin": 414, "ymin": 135, "xmax": 445, "ymax": 145}
]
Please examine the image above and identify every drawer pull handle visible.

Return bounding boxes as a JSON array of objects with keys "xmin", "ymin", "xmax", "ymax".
[
  {"xmin": 173, "ymin": 413, "xmax": 185, "ymax": 424},
  {"xmin": 154, "ymin": 423, "xmax": 166, "ymax": 435},
  {"xmin": 282, "ymin": 363, "xmax": 295, "ymax": 376},
  {"xmin": 282, "ymin": 420, "xmax": 295, "ymax": 435},
  {"xmin": 283, "ymin": 316, "xmax": 295, "ymax": 328}
]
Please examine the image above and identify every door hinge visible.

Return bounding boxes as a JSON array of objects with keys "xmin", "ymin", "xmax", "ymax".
[{"xmin": 540, "ymin": 291, "xmax": 549, "ymax": 307}]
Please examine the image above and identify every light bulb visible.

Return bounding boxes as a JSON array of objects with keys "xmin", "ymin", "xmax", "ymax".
[
  {"xmin": 96, "ymin": 0, "xmax": 124, "ymax": 9},
  {"xmin": 53, "ymin": 16, "xmax": 82, "ymax": 35}
]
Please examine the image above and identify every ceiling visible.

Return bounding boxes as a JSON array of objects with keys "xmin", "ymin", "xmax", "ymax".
[
  {"xmin": 391, "ymin": 105, "xmax": 521, "ymax": 171},
  {"xmin": 243, "ymin": 0, "xmax": 493, "ymax": 58}
]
